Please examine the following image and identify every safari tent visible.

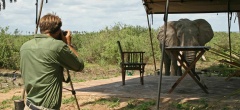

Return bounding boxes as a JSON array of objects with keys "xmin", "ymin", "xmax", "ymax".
[
  {"xmin": 143, "ymin": 0, "xmax": 240, "ymax": 13},
  {"xmin": 141, "ymin": 0, "xmax": 240, "ymax": 109}
]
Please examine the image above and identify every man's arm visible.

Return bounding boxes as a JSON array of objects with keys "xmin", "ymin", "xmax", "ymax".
[
  {"xmin": 68, "ymin": 45, "xmax": 79, "ymax": 56},
  {"xmin": 61, "ymin": 30, "xmax": 79, "ymax": 56}
]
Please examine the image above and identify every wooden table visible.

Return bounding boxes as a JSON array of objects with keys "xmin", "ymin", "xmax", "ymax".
[{"xmin": 165, "ymin": 46, "xmax": 210, "ymax": 94}]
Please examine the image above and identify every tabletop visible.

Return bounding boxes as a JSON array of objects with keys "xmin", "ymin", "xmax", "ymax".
[{"xmin": 165, "ymin": 46, "xmax": 211, "ymax": 51}]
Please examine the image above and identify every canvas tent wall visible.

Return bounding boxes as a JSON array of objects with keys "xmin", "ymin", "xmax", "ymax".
[{"xmin": 143, "ymin": 0, "xmax": 240, "ymax": 14}]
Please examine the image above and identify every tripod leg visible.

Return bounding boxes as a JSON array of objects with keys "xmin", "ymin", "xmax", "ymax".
[{"xmin": 67, "ymin": 69, "xmax": 80, "ymax": 110}]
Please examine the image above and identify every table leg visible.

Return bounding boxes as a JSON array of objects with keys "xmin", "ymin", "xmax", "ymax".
[
  {"xmin": 168, "ymin": 52, "xmax": 190, "ymax": 93},
  {"xmin": 168, "ymin": 50, "xmax": 209, "ymax": 94}
]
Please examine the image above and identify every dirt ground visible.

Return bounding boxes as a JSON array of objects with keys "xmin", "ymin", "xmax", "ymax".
[{"xmin": 1, "ymin": 73, "xmax": 240, "ymax": 110}]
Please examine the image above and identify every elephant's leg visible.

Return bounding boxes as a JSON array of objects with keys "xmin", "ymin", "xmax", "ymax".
[
  {"xmin": 177, "ymin": 66, "xmax": 182, "ymax": 76},
  {"xmin": 163, "ymin": 52, "xmax": 171, "ymax": 76},
  {"xmin": 170, "ymin": 57, "xmax": 178, "ymax": 76}
]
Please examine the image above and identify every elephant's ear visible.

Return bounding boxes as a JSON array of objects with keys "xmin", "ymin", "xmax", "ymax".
[
  {"xmin": 157, "ymin": 21, "xmax": 178, "ymax": 45},
  {"xmin": 194, "ymin": 19, "xmax": 214, "ymax": 46},
  {"xmin": 157, "ymin": 24, "xmax": 165, "ymax": 42}
]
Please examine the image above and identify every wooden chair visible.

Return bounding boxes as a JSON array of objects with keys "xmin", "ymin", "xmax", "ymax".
[{"xmin": 117, "ymin": 41, "xmax": 146, "ymax": 85}]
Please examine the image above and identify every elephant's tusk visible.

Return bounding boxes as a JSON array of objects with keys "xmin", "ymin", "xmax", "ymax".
[
  {"xmin": 177, "ymin": 51, "xmax": 183, "ymax": 66},
  {"xmin": 201, "ymin": 55, "xmax": 207, "ymax": 61}
]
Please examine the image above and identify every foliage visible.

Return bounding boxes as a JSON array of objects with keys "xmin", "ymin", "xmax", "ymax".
[
  {"xmin": 0, "ymin": 25, "xmax": 240, "ymax": 73},
  {"xmin": 200, "ymin": 32, "xmax": 240, "ymax": 77},
  {"xmin": 0, "ymin": 26, "xmax": 33, "ymax": 69},
  {"xmin": 0, "ymin": 24, "xmax": 159, "ymax": 69},
  {"xmin": 207, "ymin": 32, "xmax": 240, "ymax": 77},
  {"xmin": 72, "ymin": 23, "xmax": 159, "ymax": 66}
]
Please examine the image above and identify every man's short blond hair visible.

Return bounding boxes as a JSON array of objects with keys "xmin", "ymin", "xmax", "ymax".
[{"xmin": 39, "ymin": 13, "xmax": 62, "ymax": 34}]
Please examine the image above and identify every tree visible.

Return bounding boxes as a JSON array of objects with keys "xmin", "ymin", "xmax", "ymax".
[{"xmin": 0, "ymin": 0, "xmax": 17, "ymax": 11}]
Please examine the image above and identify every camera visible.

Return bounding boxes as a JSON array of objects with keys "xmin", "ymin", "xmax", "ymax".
[{"xmin": 62, "ymin": 30, "xmax": 68, "ymax": 36}]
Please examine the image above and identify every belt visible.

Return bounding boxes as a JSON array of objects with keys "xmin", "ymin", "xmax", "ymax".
[{"xmin": 26, "ymin": 100, "xmax": 40, "ymax": 110}]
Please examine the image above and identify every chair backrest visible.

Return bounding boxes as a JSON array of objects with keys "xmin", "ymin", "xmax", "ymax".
[
  {"xmin": 117, "ymin": 41, "xmax": 123, "ymax": 53},
  {"xmin": 117, "ymin": 41, "xmax": 124, "ymax": 63},
  {"xmin": 117, "ymin": 41, "xmax": 145, "ymax": 64}
]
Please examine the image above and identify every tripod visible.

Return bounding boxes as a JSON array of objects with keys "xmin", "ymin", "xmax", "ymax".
[{"xmin": 63, "ymin": 69, "xmax": 81, "ymax": 110}]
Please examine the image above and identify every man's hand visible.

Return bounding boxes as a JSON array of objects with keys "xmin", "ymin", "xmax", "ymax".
[
  {"xmin": 61, "ymin": 30, "xmax": 72, "ymax": 45},
  {"xmin": 60, "ymin": 30, "xmax": 79, "ymax": 57}
]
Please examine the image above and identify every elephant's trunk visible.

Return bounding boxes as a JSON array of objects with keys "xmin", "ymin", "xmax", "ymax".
[
  {"xmin": 184, "ymin": 51, "xmax": 198, "ymax": 79},
  {"xmin": 184, "ymin": 51, "xmax": 196, "ymax": 66}
]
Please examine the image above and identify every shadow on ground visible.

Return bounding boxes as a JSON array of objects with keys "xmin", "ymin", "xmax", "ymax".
[{"xmin": 64, "ymin": 75, "xmax": 240, "ymax": 102}]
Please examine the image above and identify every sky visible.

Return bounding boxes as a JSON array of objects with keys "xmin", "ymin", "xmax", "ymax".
[{"xmin": 0, "ymin": 0, "xmax": 240, "ymax": 34}]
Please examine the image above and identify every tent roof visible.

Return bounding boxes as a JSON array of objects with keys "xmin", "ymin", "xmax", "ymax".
[{"xmin": 143, "ymin": 0, "xmax": 240, "ymax": 14}]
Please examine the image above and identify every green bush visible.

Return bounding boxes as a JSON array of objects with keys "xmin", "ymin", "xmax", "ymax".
[
  {"xmin": 0, "ymin": 25, "xmax": 239, "ymax": 71},
  {"xmin": 0, "ymin": 26, "xmax": 32, "ymax": 69}
]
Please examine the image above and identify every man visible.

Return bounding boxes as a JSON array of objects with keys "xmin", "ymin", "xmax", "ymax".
[{"xmin": 20, "ymin": 13, "xmax": 84, "ymax": 110}]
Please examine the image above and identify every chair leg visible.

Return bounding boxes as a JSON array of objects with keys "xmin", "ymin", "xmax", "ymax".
[
  {"xmin": 140, "ymin": 69, "xmax": 144, "ymax": 85},
  {"xmin": 122, "ymin": 68, "xmax": 126, "ymax": 85}
]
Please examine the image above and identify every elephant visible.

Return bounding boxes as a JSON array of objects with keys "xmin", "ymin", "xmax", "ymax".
[{"xmin": 157, "ymin": 18, "xmax": 214, "ymax": 76}]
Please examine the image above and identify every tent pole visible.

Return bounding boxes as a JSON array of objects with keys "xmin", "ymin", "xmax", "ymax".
[
  {"xmin": 35, "ymin": 0, "xmax": 44, "ymax": 34},
  {"xmin": 227, "ymin": 1, "xmax": 232, "ymax": 62},
  {"xmin": 19, "ymin": 0, "xmax": 44, "ymax": 108},
  {"xmin": 35, "ymin": 0, "xmax": 38, "ymax": 26},
  {"xmin": 17, "ymin": 0, "xmax": 45, "ymax": 109},
  {"xmin": 33, "ymin": 1, "xmax": 81, "ymax": 109},
  {"xmin": 146, "ymin": 13, "xmax": 157, "ymax": 73},
  {"xmin": 156, "ymin": 0, "xmax": 169, "ymax": 109},
  {"xmin": 237, "ymin": 12, "xmax": 240, "ymax": 32}
]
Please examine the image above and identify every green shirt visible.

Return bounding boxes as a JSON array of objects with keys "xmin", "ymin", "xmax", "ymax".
[{"xmin": 20, "ymin": 34, "xmax": 84, "ymax": 109}]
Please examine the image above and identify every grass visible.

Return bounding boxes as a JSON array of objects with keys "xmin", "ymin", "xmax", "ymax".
[
  {"xmin": 62, "ymin": 96, "xmax": 76, "ymax": 104},
  {"xmin": 94, "ymin": 97, "xmax": 120, "ymax": 108},
  {"xmin": 123, "ymin": 99, "xmax": 156, "ymax": 110},
  {"xmin": 167, "ymin": 97, "xmax": 240, "ymax": 110},
  {"xmin": 81, "ymin": 97, "xmax": 120, "ymax": 108},
  {"xmin": 170, "ymin": 98, "xmax": 209, "ymax": 110},
  {"xmin": 0, "ymin": 95, "xmax": 22, "ymax": 109},
  {"xmin": 65, "ymin": 63, "xmax": 121, "ymax": 83},
  {"xmin": 80, "ymin": 97, "xmax": 155, "ymax": 110},
  {"xmin": 12, "ymin": 95, "xmax": 22, "ymax": 100}
]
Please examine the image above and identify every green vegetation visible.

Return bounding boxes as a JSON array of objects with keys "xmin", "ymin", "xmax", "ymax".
[
  {"xmin": 123, "ymin": 99, "xmax": 155, "ymax": 110},
  {"xmin": 81, "ymin": 97, "xmax": 155, "ymax": 110},
  {"xmin": 81, "ymin": 97, "xmax": 120, "ymax": 109},
  {"xmin": 1, "ymin": 25, "xmax": 239, "ymax": 71},
  {"xmin": 11, "ymin": 95, "xmax": 22, "ymax": 100},
  {"xmin": 0, "ymin": 95, "xmax": 21, "ymax": 109},
  {"xmin": 94, "ymin": 97, "xmax": 120, "ymax": 108},
  {"xmin": 206, "ymin": 32, "xmax": 240, "ymax": 77},
  {"xmin": 0, "ymin": 99, "xmax": 11, "ymax": 109},
  {"xmin": 0, "ymin": 25, "xmax": 239, "ymax": 110},
  {"xmin": 0, "ymin": 26, "xmax": 33, "ymax": 69},
  {"xmin": 1, "ymin": 25, "xmax": 240, "ymax": 77},
  {"xmin": 0, "ymin": 24, "xmax": 159, "ymax": 69},
  {"xmin": 62, "ymin": 96, "xmax": 75, "ymax": 104},
  {"xmin": 168, "ymin": 97, "xmax": 240, "ymax": 110},
  {"xmin": 171, "ymin": 98, "xmax": 209, "ymax": 110}
]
